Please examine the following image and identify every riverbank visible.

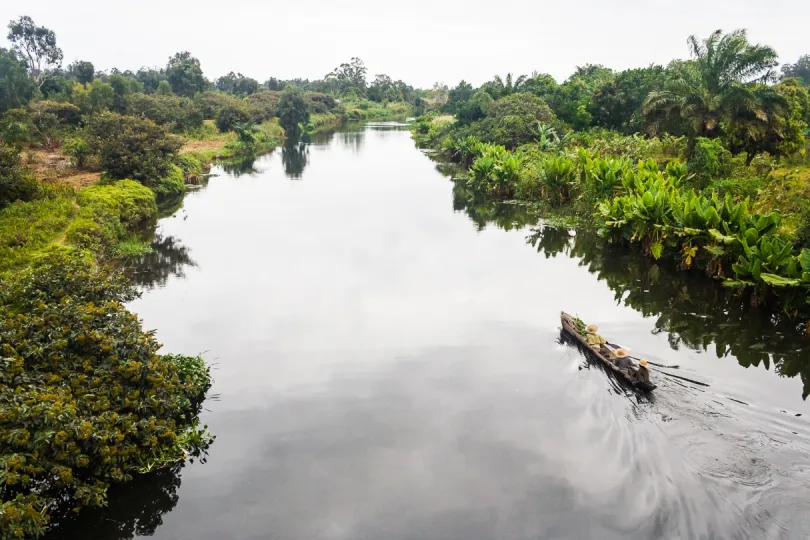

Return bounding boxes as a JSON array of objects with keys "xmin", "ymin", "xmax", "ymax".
[
  {"xmin": 412, "ymin": 112, "xmax": 810, "ymax": 323},
  {"xmin": 49, "ymin": 121, "xmax": 810, "ymax": 540}
]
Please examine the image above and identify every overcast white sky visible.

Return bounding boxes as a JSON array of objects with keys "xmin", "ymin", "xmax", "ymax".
[{"xmin": 4, "ymin": 0, "xmax": 808, "ymax": 87}]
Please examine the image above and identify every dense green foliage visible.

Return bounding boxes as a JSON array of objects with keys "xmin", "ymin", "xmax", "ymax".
[
  {"xmin": 164, "ymin": 51, "xmax": 206, "ymax": 98},
  {"xmin": 66, "ymin": 180, "xmax": 157, "ymax": 254},
  {"xmin": 277, "ymin": 86, "xmax": 310, "ymax": 138},
  {"xmin": 0, "ymin": 144, "xmax": 39, "ymax": 208},
  {"xmin": 415, "ymin": 29, "xmax": 810, "ymax": 318},
  {"xmin": 87, "ymin": 114, "xmax": 182, "ymax": 184},
  {"xmin": 214, "ymin": 103, "xmax": 251, "ymax": 133},
  {"xmin": 0, "ymin": 49, "xmax": 36, "ymax": 113},
  {"xmin": 0, "ymin": 254, "xmax": 212, "ymax": 538}
]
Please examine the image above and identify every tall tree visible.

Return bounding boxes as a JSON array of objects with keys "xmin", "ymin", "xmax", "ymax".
[
  {"xmin": 165, "ymin": 52, "xmax": 207, "ymax": 97},
  {"xmin": 6, "ymin": 16, "xmax": 63, "ymax": 86},
  {"xmin": 136, "ymin": 67, "xmax": 166, "ymax": 94},
  {"xmin": 276, "ymin": 86, "xmax": 309, "ymax": 138},
  {"xmin": 215, "ymin": 72, "xmax": 258, "ymax": 96},
  {"xmin": 324, "ymin": 57, "xmax": 367, "ymax": 97},
  {"xmin": 781, "ymin": 55, "xmax": 810, "ymax": 86},
  {"xmin": 726, "ymin": 79, "xmax": 808, "ymax": 163},
  {"xmin": 644, "ymin": 29, "xmax": 779, "ymax": 151},
  {"xmin": 482, "ymin": 73, "xmax": 527, "ymax": 99},
  {"xmin": 590, "ymin": 66, "xmax": 666, "ymax": 133},
  {"xmin": 68, "ymin": 60, "xmax": 94, "ymax": 86},
  {"xmin": 0, "ymin": 47, "xmax": 37, "ymax": 112}
]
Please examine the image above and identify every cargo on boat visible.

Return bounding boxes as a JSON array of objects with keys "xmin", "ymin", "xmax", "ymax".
[{"xmin": 560, "ymin": 312, "xmax": 657, "ymax": 392}]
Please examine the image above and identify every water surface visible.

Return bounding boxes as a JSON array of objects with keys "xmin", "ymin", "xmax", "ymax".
[{"xmin": 56, "ymin": 123, "xmax": 810, "ymax": 539}]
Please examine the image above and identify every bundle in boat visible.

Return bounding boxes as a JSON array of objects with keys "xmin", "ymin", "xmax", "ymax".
[{"xmin": 560, "ymin": 312, "xmax": 657, "ymax": 391}]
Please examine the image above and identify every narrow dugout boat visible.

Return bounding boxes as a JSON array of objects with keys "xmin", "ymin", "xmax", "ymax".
[{"xmin": 560, "ymin": 311, "xmax": 657, "ymax": 392}]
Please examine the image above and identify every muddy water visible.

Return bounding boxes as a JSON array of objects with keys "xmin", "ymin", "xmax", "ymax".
[{"xmin": 55, "ymin": 123, "xmax": 810, "ymax": 539}]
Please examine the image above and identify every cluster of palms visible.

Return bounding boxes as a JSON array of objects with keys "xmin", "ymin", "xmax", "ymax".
[{"xmin": 644, "ymin": 30, "xmax": 794, "ymax": 162}]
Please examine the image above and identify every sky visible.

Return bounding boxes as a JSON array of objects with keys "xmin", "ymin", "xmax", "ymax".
[{"xmin": 3, "ymin": 0, "xmax": 808, "ymax": 88}]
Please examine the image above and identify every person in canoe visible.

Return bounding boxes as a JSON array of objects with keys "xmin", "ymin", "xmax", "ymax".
[
  {"xmin": 585, "ymin": 325, "xmax": 607, "ymax": 348},
  {"xmin": 613, "ymin": 348, "xmax": 633, "ymax": 370},
  {"xmin": 635, "ymin": 359, "xmax": 651, "ymax": 384}
]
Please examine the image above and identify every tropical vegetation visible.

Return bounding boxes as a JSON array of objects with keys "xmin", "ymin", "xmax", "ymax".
[{"xmin": 414, "ymin": 29, "xmax": 810, "ymax": 318}]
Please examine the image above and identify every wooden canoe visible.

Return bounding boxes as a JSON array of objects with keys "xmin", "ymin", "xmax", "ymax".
[{"xmin": 560, "ymin": 312, "xmax": 657, "ymax": 392}]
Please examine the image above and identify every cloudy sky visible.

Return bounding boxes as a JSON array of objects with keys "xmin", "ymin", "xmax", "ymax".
[{"xmin": 5, "ymin": 0, "xmax": 808, "ymax": 87}]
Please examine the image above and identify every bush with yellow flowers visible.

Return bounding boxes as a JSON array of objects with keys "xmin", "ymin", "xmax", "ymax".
[{"xmin": 0, "ymin": 253, "xmax": 213, "ymax": 539}]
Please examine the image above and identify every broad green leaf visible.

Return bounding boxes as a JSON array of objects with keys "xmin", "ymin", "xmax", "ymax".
[
  {"xmin": 704, "ymin": 245, "xmax": 726, "ymax": 257},
  {"xmin": 760, "ymin": 273, "xmax": 801, "ymax": 287},
  {"xmin": 744, "ymin": 228, "xmax": 758, "ymax": 246},
  {"xmin": 651, "ymin": 241, "xmax": 664, "ymax": 260},
  {"xmin": 800, "ymin": 249, "xmax": 810, "ymax": 272},
  {"xmin": 708, "ymin": 229, "xmax": 736, "ymax": 245},
  {"xmin": 752, "ymin": 259, "xmax": 762, "ymax": 281}
]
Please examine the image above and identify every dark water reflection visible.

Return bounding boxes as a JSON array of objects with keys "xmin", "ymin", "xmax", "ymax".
[{"xmin": 52, "ymin": 122, "xmax": 810, "ymax": 539}]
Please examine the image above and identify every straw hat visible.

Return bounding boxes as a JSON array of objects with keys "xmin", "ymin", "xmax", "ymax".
[
  {"xmin": 639, "ymin": 359, "xmax": 648, "ymax": 367},
  {"xmin": 614, "ymin": 348, "xmax": 629, "ymax": 358},
  {"xmin": 586, "ymin": 324, "xmax": 598, "ymax": 334}
]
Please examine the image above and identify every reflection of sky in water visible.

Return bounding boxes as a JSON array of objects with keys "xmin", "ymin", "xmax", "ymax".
[{"xmin": 81, "ymin": 125, "xmax": 810, "ymax": 540}]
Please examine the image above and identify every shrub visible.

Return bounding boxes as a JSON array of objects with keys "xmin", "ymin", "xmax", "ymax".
[
  {"xmin": 87, "ymin": 114, "xmax": 182, "ymax": 185},
  {"xmin": 245, "ymin": 91, "xmax": 281, "ymax": 122},
  {"xmin": 194, "ymin": 91, "xmax": 241, "ymax": 119},
  {"xmin": 177, "ymin": 153, "xmax": 204, "ymax": 183},
  {"xmin": 0, "ymin": 254, "xmax": 212, "ymax": 538},
  {"xmin": 486, "ymin": 93, "xmax": 555, "ymax": 123},
  {"xmin": 304, "ymin": 92, "xmax": 338, "ymax": 114},
  {"xmin": 705, "ymin": 176, "xmax": 762, "ymax": 200},
  {"xmin": 277, "ymin": 86, "xmax": 310, "ymax": 138},
  {"xmin": 214, "ymin": 103, "xmax": 252, "ymax": 133},
  {"xmin": 63, "ymin": 137, "xmax": 92, "ymax": 169},
  {"xmin": 0, "ymin": 196, "xmax": 76, "ymax": 272},
  {"xmin": 29, "ymin": 100, "xmax": 82, "ymax": 126},
  {"xmin": 77, "ymin": 180, "xmax": 157, "ymax": 230},
  {"xmin": 459, "ymin": 94, "xmax": 558, "ymax": 149},
  {"xmin": 0, "ymin": 108, "xmax": 34, "ymax": 148},
  {"xmin": 153, "ymin": 164, "xmax": 186, "ymax": 200},
  {"xmin": 0, "ymin": 144, "xmax": 39, "ymax": 208},
  {"xmin": 688, "ymin": 137, "xmax": 732, "ymax": 188},
  {"xmin": 128, "ymin": 94, "xmax": 204, "ymax": 133}
]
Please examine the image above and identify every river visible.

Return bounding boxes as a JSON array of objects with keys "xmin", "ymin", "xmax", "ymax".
[{"xmin": 53, "ymin": 122, "xmax": 810, "ymax": 539}]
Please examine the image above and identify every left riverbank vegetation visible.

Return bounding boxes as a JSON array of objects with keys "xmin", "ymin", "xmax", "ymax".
[
  {"xmin": 413, "ymin": 30, "xmax": 810, "ymax": 321},
  {"xmin": 0, "ymin": 14, "xmax": 427, "ymax": 538}
]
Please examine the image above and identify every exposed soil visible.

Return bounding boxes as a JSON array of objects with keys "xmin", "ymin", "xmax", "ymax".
[
  {"xmin": 23, "ymin": 148, "xmax": 100, "ymax": 190},
  {"xmin": 180, "ymin": 139, "xmax": 228, "ymax": 155}
]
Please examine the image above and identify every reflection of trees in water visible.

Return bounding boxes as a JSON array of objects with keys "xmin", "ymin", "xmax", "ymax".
[
  {"xmin": 282, "ymin": 140, "xmax": 309, "ymax": 179},
  {"xmin": 339, "ymin": 131, "xmax": 365, "ymax": 154},
  {"xmin": 125, "ymin": 233, "xmax": 197, "ymax": 290},
  {"xmin": 452, "ymin": 183, "xmax": 539, "ymax": 232},
  {"xmin": 219, "ymin": 154, "xmax": 264, "ymax": 177},
  {"xmin": 44, "ymin": 464, "xmax": 184, "ymax": 540},
  {"xmin": 525, "ymin": 226, "xmax": 810, "ymax": 399}
]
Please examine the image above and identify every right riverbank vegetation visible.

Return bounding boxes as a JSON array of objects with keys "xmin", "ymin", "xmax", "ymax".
[
  {"xmin": 412, "ymin": 30, "xmax": 810, "ymax": 322},
  {"xmin": 0, "ymin": 14, "xmax": 424, "ymax": 539}
]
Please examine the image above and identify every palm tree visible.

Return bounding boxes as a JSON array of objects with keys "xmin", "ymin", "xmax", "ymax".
[
  {"xmin": 644, "ymin": 29, "xmax": 778, "ymax": 153},
  {"xmin": 490, "ymin": 73, "xmax": 528, "ymax": 98}
]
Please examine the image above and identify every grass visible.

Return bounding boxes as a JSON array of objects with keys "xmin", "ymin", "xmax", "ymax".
[
  {"xmin": 343, "ymin": 100, "xmax": 411, "ymax": 121},
  {"xmin": 753, "ymin": 165, "xmax": 810, "ymax": 241},
  {"xmin": 0, "ymin": 196, "xmax": 77, "ymax": 273}
]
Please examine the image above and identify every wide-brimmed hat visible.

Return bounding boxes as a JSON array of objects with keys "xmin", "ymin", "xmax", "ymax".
[
  {"xmin": 614, "ymin": 348, "xmax": 629, "ymax": 358},
  {"xmin": 586, "ymin": 324, "xmax": 598, "ymax": 334},
  {"xmin": 639, "ymin": 359, "xmax": 648, "ymax": 367}
]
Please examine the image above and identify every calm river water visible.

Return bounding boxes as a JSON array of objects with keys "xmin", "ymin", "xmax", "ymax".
[{"xmin": 55, "ymin": 123, "xmax": 810, "ymax": 539}]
